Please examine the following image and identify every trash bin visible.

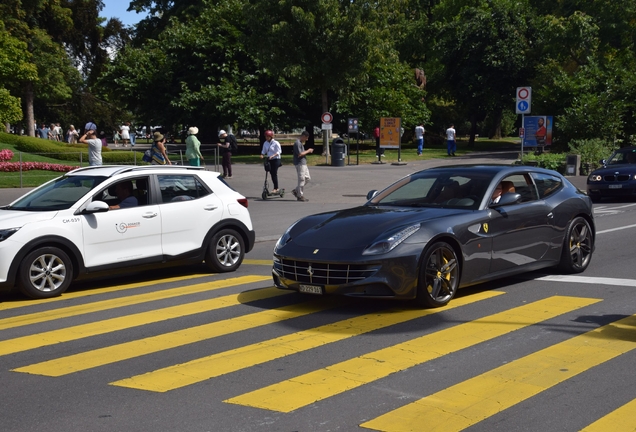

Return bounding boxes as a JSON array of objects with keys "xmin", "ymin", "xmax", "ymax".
[
  {"xmin": 332, "ymin": 138, "xmax": 345, "ymax": 167},
  {"xmin": 565, "ymin": 154, "xmax": 580, "ymax": 176}
]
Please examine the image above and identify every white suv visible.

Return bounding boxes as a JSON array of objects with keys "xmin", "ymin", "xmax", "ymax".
[{"xmin": 0, "ymin": 165, "xmax": 255, "ymax": 299}]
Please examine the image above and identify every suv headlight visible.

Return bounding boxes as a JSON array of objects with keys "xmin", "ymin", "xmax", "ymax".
[
  {"xmin": 362, "ymin": 224, "xmax": 420, "ymax": 255},
  {"xmin": 588, "ymin": 174, "xmax": 602, "ymax": 182},
  {"xmin": 0, "ymin": 228, "xmax": 19, "ymax": 242}
]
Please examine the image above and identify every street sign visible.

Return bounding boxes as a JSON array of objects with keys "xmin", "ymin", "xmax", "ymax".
[
  {"xmin": 516, "ymin": 87, "xmax": 531, "ymax": 114},
  {"xmin": 380, "ymin": 117, "xmax": 401, "ymax": 149},
  {"xmin": 322, "ymin": 123, "xmax": 332, "ymax": 130},
  {"xmin": 348, "ymin": 118, "xmax": 358, "ymax": 132},
  {"xmin": 519, "ymin": 128, "xmax": 524, "ymax": 137},
  {"xmin": 321, "ymin": 112, "xmax": 333, "ymax": 124}
]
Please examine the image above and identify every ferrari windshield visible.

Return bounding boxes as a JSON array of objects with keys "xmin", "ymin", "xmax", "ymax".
[
  {"xmin": 369, "ymin": 170, "xmax": 494, "ymax": 210},
  {"xmin": 8, "ymin": 175, "xmax": 107, "ymax": 211}
]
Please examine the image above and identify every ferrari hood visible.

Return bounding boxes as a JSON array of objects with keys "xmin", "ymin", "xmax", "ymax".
[{"xmin": 291, "ymin": 205, "xmax": 461, "ymax": 250}]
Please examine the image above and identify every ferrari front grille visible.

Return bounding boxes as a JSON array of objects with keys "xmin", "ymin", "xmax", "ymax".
[{"xmin": 275, "ymin": 259, "xmax": 378, "ymax": 285}]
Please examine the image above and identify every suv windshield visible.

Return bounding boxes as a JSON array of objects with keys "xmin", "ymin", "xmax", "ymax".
[{"xmin": 8, "ymin": 175, "xmax": 107, "ymax": 211}]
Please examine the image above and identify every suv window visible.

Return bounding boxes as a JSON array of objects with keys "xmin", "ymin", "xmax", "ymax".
[
  {"xmin": 157, "ymin": 175, "xmax": 210, "ymax": 203},
  {"xmin": 10, "ymin": 175, "xmax": 107, "ymax": 211},
  {"xmin": 531, "ymin": 173, "xmax": 562, "ymax": 199}
]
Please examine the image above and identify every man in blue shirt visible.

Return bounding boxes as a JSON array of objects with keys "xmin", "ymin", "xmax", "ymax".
[{"xmin": 108, "ymin": 181, "xmax": 138, "ymax": 210}]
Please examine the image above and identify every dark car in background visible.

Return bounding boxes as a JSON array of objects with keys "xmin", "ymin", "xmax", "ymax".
[
  {"xmin": 273, "ymin": 165, "xmax": 595, "ymax": 308},
  {"xmin": 587, "ymin": 146, "xmax": 636, "ymax": 202}
]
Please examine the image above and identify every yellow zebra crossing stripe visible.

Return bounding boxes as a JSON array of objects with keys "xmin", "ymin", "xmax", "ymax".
[
  {"xmin": 225, "ymin": 296, "xmax": 599, "ymax": 412},
  {"xmin": 361, "ymin": 313, "xmax": 636, "ymax": 432},
  {"xmin": 242, "ymin": 259, "xmax": 272, "ymax": 266},
  {"xmin": 14, "ymin": 297, "xmax": 349, "ymax": 376},
  {"xmin": 109, "ymin": 290, "xmax": 504, "ymax": 392},
  {"xmin": 581, "ymin": 398, "xmax": 636, "ymax": 432},
  {"xmin": 0, "ymin": 275, "xmax": 268, "ymax": 331},
  {"xmin": 0, "ymin": 273, "xmax": 211, "ymax": 311},
  {"xmin": 0, "ymin": 284, "xmax": 280, "ymax": 357}
]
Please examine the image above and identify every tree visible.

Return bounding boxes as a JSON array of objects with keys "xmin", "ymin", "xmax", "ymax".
[{"xmin": 429, "ymin": 0, "xmax": 536, "ymax": 144}]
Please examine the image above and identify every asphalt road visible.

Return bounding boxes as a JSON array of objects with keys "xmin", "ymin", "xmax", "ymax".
[{"xmin": 5, "ymin": 154, "xmax": 636, "ymax": 432}]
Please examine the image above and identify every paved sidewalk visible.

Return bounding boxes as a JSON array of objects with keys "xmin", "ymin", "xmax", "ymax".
[{"xmin": 0, "ymin": 150, "xmax": 588, "ymax": 242}]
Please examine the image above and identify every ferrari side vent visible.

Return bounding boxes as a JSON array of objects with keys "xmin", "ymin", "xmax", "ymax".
[{"xmin": 276, "ymin": 259, "xmax": 378, "ymax": 285}]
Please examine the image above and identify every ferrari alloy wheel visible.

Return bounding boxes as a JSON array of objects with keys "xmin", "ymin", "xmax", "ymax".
[
  {"xmin": 558, "ymin": 217, "xmax": 593, "ymax": 273},
  {"xmin": 206, "ymin": 228, "xmax": 245, "ymax": 272},
  {"xmin": 417, "ymin": 242, "xmax": 459, "ymax": 307},
  {"xmin": 18, "ymin": 247, "xmax": 73, "ymax": 299}
]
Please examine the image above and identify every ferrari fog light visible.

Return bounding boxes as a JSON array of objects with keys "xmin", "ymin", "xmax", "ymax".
[{"xmin": 363, "ymin": 224, "xmax": 420, "ymax": 255}]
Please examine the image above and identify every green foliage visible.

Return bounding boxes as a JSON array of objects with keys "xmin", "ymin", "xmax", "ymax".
[
  {"xmin": 521, "ymin": 151, "xmax": 567, "ymax": 171},
  {"xmin": 568, "ymin": 138, "xmax": 617, "ymax": 170}
]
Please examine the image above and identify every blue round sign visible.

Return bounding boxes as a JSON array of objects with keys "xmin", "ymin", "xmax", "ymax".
[{"xmin": 518, "ymin": 101, "xmax": 529, "ymax": 112}]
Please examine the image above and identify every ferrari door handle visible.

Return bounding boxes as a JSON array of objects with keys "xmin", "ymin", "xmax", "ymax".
[
  {"xmin": 142, "ymin": 212, "xmax": 158, "ymax": 218},
  {"xmin": 204, "ymin": 205, "xmax": 218, "ymax": 211}
]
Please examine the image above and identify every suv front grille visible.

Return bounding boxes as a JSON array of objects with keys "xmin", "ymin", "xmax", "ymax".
[{"xmin": 275, "ymin": 259, "xmax": 378, "ymax": 285}]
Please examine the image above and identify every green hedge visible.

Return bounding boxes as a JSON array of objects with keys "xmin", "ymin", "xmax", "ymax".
[
  {"xmin": 520, "ymin": 151, "xmax": 567, "ymax": 171},
  {"xmin": 0, "ymin": 132, "xmax": 139, "ymax": 164}
]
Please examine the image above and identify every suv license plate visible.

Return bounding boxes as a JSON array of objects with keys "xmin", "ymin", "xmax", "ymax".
[
  {"xmin": 299, "ymin": 284, "xmax": 323, "ymax": 295},
  {"xmin": 609, "ymin": 184, "xmax": 622, "ymax": 189}
]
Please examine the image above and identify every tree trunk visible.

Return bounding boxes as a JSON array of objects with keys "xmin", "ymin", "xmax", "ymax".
[
  {"xmin": 469, "ymin": 114, "xmax": 478, "ymax": 147},
  {"xmin": 24, "ymin": 82, "xmax": 35, "ymax": 137},
  {"xmin": 489, "ymin": 108, "xmax": 503, "ymax": 139}
]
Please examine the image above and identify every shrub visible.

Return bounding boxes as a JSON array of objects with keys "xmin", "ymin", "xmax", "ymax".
[
  {"xmin": 0, "ymin": 132, "xmax": 139, "ymax": 164},
  {"xmin": 567, "ymin": 139, "xmax": 617, "ymax": 170},
  {"xmin": 521, "ymin": 152, "xmax": 567, "ymax": 171}
]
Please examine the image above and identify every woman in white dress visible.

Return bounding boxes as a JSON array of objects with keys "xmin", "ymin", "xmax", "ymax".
[{"xmin": 120, "ymin": 122, "xmax": 131, "ymax": 146}]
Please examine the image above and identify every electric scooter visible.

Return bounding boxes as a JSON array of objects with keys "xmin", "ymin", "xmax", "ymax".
[{"xmin": 262, "ymin": 160, "xmax": 285, "ymax": 200}]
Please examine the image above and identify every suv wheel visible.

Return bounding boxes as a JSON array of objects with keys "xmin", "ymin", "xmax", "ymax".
[
  {"xmin": 206, "ymin": 229, "xmax": 245, "ymax": 272},
  {"xmin": 18, "ymin": 247, "xmax": 73, "ymax": 298}
]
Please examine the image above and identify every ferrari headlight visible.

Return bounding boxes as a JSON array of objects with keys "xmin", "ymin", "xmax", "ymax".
[
  {"xmin": 362, "ymin": 224, "xmax": 420, "ymax": 256},
  {"xmin": 275, "ymin": 221, "xmax": 299, "ymax": 251},
  {"xmin": 588, "ymin": 174, "xmax": 602, "ymax": 182},
  {"xmin": 0, "ymin": 228, "xmax": 19, "ymax": 242}
]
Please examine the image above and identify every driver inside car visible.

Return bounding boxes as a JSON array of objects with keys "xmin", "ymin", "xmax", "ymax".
[{"xmin": 108, "ymin": 181, "xmax": 138, "ymax": 210}]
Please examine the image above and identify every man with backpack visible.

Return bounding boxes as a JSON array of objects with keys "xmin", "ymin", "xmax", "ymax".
[{"xmin": 218, "ymin": 130, "xmax": 238, "ymax": 178}]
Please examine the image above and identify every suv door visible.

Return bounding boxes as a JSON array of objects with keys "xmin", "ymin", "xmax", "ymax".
[
  {"xmin": 81, "ymin": 177, "xmax": 162, "ymax": 268},
  {"xmin": 156, "ymin": 174, "xmax": 224, "ymax": 256}
]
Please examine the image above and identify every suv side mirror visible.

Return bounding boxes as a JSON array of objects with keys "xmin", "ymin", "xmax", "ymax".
[{"xmin": 83, "ymin": 201, "xmax": 109, "ymax": 213}]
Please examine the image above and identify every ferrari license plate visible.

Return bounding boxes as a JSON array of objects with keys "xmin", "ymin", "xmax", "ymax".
[
  {"xmin": 609, "ymin": 184, "xmax": 622, "ymax": 189},
  {"xmin": 299, "ymin": 284, "xmax": 323, "ymax": 295}
]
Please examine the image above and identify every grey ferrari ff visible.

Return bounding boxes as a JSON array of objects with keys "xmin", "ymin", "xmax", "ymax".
[{"xmin": 272, "ymin": 165, "xmax": 595, "ymax": 307}]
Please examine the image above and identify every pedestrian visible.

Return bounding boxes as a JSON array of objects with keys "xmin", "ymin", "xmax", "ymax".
[
  {"xmin": 120, "ymin": 122, "xmax": 131, "ymax": 147},
  {"xmin": 150, "ymin": 131, "xmax": 171, "ymax": 165},
  {"xmin": 55, "ymin": 123, "xmax": 62, "ymax": 141},
  {"xmin": 99, "ymin": 131, "xmax": 108, "ymax": 147},
  {"xmin": 185, "ymin": 126, "xmax": 203, "ymax": 166},
  {"xmin": 67, "ymin": 125, "xmax": 79, "ymax": 144},
  {"xmin": 113, "ymin": 130, "xmax": 121, "ymax": 146},
  {"xmin": 260, "ymin": 130, "xmax": 282, "ymax": 193},
  {"xmin": 79, "ymin": 129, "xmax": 102, "ymax": 166},
  {"xmin": 48, "ymin": 123, "xmax": 57, "ymax": 140},
  {"xmin": 292, "ymin": 130, "xmax": 313, "ymax": 202},
  {"xmin": 415, "ymin": 122, "xmax": 425, "ymax": 155},
  {"xmin": 37, "ymin": 124, "xmax": 49, "ymax": 139},
  {"xmin": 446, "ymin": 123, "xmax": 457, "ymax": 156},
  {"xmin": 217, "ymin": 130, "xmax": 233, "ymax": 178},
  {"xmin": 373, "ymin": 125, "xmax": 384, "ymax": 159},
  {"xmin": 84, "ymin": 120, "xmax": 97, "ymax": 134},
  {"xmin": 129, "ymin": 125, "xmax": 136, "ymax": 147}
]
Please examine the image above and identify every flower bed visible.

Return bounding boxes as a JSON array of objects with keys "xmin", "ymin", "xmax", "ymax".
[
  {"xmin": 0, "ymin": 161, "xmax": 79, "ymax": 172},
  {"xmin": 0, "ymin": 149, "xmax": 13, "ymax": 162}
]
